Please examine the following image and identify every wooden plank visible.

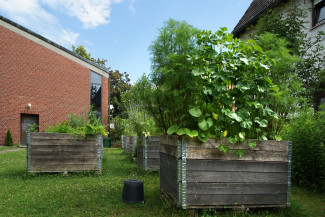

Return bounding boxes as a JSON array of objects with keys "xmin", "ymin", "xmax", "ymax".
[
  {"xmin": 159, "ymin": 135, "xmax": 178, "ymax": 147},
  {"xmin": 31, "ymin": 158, "xmax": 97, "ymax": 165},
  {"xmin": 31, "ymin": 145, "xmax": 97, "ymax": 152},
  {"xmin": 30, "ymin": 163, "xmax": 98, "ymax": 171},
  {"xmin": 160, "ymin": 152, "xmax": 178, "ymax": 200},
  {"xmin": 148, "ymin": 136, "xmax": 160, "ymax": 142},
  {"xmin": 147, "ymin": 152, "xmax": 160, "ymax": 159},
  {"xmin": 187, "ymin": 194, "xmax": 287, "ymax": 206},
  {"xmin": 147, "ymin": 145, "xmax": 160, "ymax": 152},
  {"xmin": 160, "ymin": 143, "xmax": 177, "ymax": 156},
  {"xmin": 30, "ymin": 153, "xmax": 97, "ymax": 159},
  {"xmin": 187, "ymin": 159, "xmax": 288, "ymax": 172},
  {"xmin": 147, "ymin": 158, "xmax": 159, "ymax": 169},
  {"xmin": 186, "ymin": 148, "xmax": 288, "ymax": 161},
  {"xmin": 185, "ymin": 137, "xmax": 289, "ymax": 152},
  {"xmin": 186, "ymin": 171, "xmax": 288, "ymax": 183},
  {"xmin": 30, "ymin": 140, "xmax": 95, "ymax": 146},
  {"xmin": 186, "ymin": 183, "xmax": 287, "ymax": 195}
]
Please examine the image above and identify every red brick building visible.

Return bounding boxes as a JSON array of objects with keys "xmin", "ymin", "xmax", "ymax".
[{"xmin": 0, "ymin": 16, "xmax": 110, "ymax": 146}]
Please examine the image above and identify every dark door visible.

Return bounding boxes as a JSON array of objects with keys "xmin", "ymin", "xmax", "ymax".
[{"xmin": 21, "ymin": 114, "xmax": 39, "ymax": 146}]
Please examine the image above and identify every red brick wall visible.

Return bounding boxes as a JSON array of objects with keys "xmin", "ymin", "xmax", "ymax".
[{"xmin": 0, "ymin": 26, "xmax": 109, "ymax": 145}]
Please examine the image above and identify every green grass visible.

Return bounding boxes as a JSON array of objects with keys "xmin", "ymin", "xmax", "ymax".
[{"xmin": 0, "ymin": 149, "xmax": 324, "ymax": 217}]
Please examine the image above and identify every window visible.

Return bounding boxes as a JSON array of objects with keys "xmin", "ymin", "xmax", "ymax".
[
  {"xmin": 314, "ymin": 0, "xmax": 325, "ymax": 26},
  {"xmin": 90, "ymin": 71, "xmax": 102, "ymax": 118}
]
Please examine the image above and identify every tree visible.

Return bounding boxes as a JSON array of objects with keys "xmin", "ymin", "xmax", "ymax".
[
  {"xmin": 109, "ymin": 70, "xmax": 131, "ymax": 117},
  {"xmin": 72, "ymin": 45, "xmax": 108, "ymax": 67},
  {"xmin": 256, "ymin": 32, "xmax": 305, "ymax": 136},
  {"xmin": 143, "ymin": 19, "xmax": 200, "ymax": 134},
  {"xmin": 254, "ymin": 4, "xmax": 325, "ymax": 109},
  {"xmin": 72, "ymin": 45, "xmax": 131, "ymax": 117},
  {"xmin": 4, "ymin": 129, "xmax": 13, "ymax": 146}
]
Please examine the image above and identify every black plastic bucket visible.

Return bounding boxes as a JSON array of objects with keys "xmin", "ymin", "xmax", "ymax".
[{"xmin": 121, "ymin": 179, "xmax": 144, "ymax": 204}]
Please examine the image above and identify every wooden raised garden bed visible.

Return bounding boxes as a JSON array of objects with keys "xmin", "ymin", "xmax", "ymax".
[
  {"xmin": 27, "ymin": 132, "xmax": 103, "ymax": 173},
  {"xmin": 160, "ymin": 135, "xmax": 292, "ymax": 209},
  {"xmin": 122, "ymin": 136, "xmax": 137, "ymax": 154},
  {"xmin": 137, "ymin": 136, "xmax": 160, "ymax": 171}
]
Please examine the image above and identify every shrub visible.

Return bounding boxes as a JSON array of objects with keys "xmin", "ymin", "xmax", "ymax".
[
  {"xmin": 45, "ymin": 107, "xmax": 108, "ymax": 138},
  {"xmin": 4, "ymin": 129, "xmax": 14, "ymax": 146},
  {"xmin": 282, "ymin": 105, "xmax": 325, "ymax": 192}
]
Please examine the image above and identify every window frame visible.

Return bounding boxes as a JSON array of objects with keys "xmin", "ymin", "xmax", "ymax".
[
  {"xmin": 313, "ymin": 0, "xmax": 325, "ymax": 27},
  {"xmin": 90, "ymin": 71, "xmax": 102, "ymax": 118}
]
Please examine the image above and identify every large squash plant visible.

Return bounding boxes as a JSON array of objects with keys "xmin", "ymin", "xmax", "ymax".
[{"xmin": 168, "ymin": 28, "xmax": 280, "ymax": 157}]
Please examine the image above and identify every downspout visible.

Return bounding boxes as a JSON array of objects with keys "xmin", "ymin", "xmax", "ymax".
[{"xmin": 108, "ymin": 73, "xmax": 111, "ymax": 133}]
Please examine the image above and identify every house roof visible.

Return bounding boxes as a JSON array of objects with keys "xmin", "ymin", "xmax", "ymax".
[
  {"xmin": 0, "ymin": 15, "xmax": 110, "ymax": 75},
  {"xmin": 232, "ymin": 0, "xmax": 284, "ymax": 37}
]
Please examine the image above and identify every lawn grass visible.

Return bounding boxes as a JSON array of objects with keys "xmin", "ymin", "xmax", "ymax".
[{"xmin": 0, "ymin": 148, "xmax": 324, "ymax": 217}]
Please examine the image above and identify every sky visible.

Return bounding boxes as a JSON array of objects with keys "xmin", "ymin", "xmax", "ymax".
[{"xmin": 0, "ymin": 0, "xmax": 252, "ymax": 83}]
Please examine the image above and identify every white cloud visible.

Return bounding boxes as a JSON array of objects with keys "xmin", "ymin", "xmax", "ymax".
[
  {"xmin": 41, "ymin": 0, "xmax": 123, "ymax": 29},
  {"xmin": 0, "ymin": 0, "xmax": 124, "ymax": 47},
  {"xmin": 129, "ymin": 0, "xmax": 136, "ymax": 15},
  {"xmin": 0, "ymin": 0, "xmax": 79, "ymax": 47}
]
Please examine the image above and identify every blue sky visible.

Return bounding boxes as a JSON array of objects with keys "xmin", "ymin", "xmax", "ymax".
[{"xmin": 0, "ymin": 0, "xmax": 252, "ymax": 83}]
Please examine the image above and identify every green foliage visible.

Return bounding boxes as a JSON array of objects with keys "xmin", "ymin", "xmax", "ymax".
[
  {"xmin": 255, "ymin": 32, "xmax": 304, "ymax": 138},
  {"xmin": 109, "ymin": 70, "xmax": 131, "ymax": 118},
  {"xmin": 146, "ymin": 19, "xmax": 200, "ymax": 133},
  {"xmin": 255, "ymin": 4, "xmax": 325, "ymax": 109},
  {"xmin": 45, "ymin": 107, "xmax": 108, "ymax": 138},
  {"xmin": 118, "ymin": 85, "xmax": 162, "ymax": 137},
  {"xmin": 4, "ymin": 129, "xmax": 14, "ymax": 146},
  {"xmin": 282, "ymin": 105, "xmax": 325, "ymax": 192},
  {"xmin": 169, "ymin": 28, "xmax": 278, "ymax": 147}
]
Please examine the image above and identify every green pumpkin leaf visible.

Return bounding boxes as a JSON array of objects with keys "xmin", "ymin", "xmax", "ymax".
[
  {"xmin": 240, "ymin": 120, "xmax": 252, "ymax": 129},
  {"xmin": 203, "ymin": 87, "xmax": 213, "ymax": 95},
  {"xmin": 254, "ymin": 117, "xmax": 268, "ymax": 127},
  {"xmin": 228, "ymin": 137, "xmax": 238, "ymax": 144},
  {"xmin": 260, "ymin": 135, "xmax": 268, "ymax": 140},
  {"xmin": 219, "ymin": 145, "xmax": 230, "ymax": 153},
  {"xmin": 187, "ymin": 130, "xmax": 198, "ymax": 138},
  {"xmin": 275, "ymin": 135, "xmax": 282, "ymax": 141},
  {"xmin": 248, "ymin": 141, "xmax": 257, "ymax": 149},
  {"xmin": 198, "ymin": 118, "xmax": 213, "ymax": 130},
  {"xmin": 235, "ymin": 150, "xmax": 245, "ymax": 158},
  {"xmin": 198, "ymin": 132, "xmax": 208, "ymax": 143},
  {"xmin": 227, "ymin": 112, "xmax": 242, "ymax": 122},
  {"xmin": 176, "ymin": 128, "xmax": 189, "ymax": 135},
  {"xmin": 239, "ymin": 132, "xmax": 245, "ymax": 140},
  {"xmin": 189, "ymin": 107, "xmax": 202, "ymax": 117},
  {"xmin": 167, "ymin": 125, "xmax": 179, "ymax": 135}
]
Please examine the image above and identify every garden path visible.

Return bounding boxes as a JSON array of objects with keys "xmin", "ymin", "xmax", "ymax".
[{"xmin": 0, "ymin": 147, "xmax": 25, "ymax": 154}]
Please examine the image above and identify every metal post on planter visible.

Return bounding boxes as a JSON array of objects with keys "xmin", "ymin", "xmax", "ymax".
[
  {"xmin": 287, "ymin": 141, "xmax": 292, "ymax": 207},
  {"xmin": 177, "ymin": 136, "xmax": 187, "ymax": 209},
  {"xmin": 143, "ymin": 136, "xmax": 148, "ymax": 171},
  {"xmin": 97, "ymin": 135, "xmax": 103, "ymax": 173},
  {"xmin": 121, "ymin": 135, "xmax": 124, "ymax": 149},
  {"xmin": 26, "ymin": 129, "xmax": 31, "ymax": 172}
]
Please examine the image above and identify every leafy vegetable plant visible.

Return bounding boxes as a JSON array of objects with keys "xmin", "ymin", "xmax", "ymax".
[
  {"xmin": 45, "ymin": 106, "xmax": 108, "ymax": 138},
  {"xmin": 168, "ymin": 28, "xmax": 280, "ymax": 155}
]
